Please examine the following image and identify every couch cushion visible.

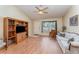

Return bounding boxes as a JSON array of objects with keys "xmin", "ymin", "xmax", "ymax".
[
  {"xmin": 56, "ymin": 35, "xmax": 70, "ymax": 49},
  {"xmin": 56, "ymin": 35, "xmax": 67, "ymax": 41},
  {"xmin": 74, "ymin": 36, "xmax": 79, "ymax": 42},
  {"xmin": 60, "ymin": 39, "xmax": 69, "ymax": 49},
  {"xmin": 71, "ymin": 42, "xmax": 79, "ymax": 47},
  {"xmin": 65, "ymin": 32, "xmax": 77, "ymax": 39}
]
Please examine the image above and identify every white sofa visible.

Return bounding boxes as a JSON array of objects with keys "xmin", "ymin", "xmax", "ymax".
[
  {"xmin": 56, "ymin": 32, "xmax": 79, "ymax": 53},
  {"xmin": 0, "ymin": 39, "xmax": 6, "ymax": 48}
]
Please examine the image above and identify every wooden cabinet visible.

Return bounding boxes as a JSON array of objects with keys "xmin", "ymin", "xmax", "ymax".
[
  {"xmin": 4, "ymin": 17, "xmax": 28, "ymax": 49},
  {"xmin": 49, "ymin": 30, "xmax": 57, "ymax": 39}
]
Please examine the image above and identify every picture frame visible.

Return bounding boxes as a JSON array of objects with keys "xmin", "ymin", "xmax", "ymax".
[{"xmin": 70, "ymin": 15, "xmax": 78, "ymax": 26}]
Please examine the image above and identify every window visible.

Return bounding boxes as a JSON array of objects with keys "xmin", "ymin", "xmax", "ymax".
[{"xmin": 42, "ymin": 21, "xmax": 57, "ymax": 32}]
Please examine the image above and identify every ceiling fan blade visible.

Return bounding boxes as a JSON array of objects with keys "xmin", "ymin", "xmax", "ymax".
[
  {"xmin": 35, "ymin": 7, "xmax": 40, "ymax": 11},
  {"xmin": 42, "ymin": 7, "xmax": 48, "ymax": 11},
  {"xmin": 43, "ymin": 11, "xmax": 48, "ymax": 14}
]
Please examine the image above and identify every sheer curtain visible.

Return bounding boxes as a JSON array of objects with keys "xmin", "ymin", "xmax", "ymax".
[{"xmin": 42, "ymin": 21, "xmax": 56, "ymax": 33}]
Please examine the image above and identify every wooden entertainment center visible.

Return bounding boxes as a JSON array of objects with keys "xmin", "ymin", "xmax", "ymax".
[{"xmin": 4, "ymin": 17, "xmax": 28, "ymax": 49}]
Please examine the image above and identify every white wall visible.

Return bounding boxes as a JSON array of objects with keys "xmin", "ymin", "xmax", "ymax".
[
  {"xmin": 33, "ymin": 17, "xmax": 63, "ymax": 35},
  {"xmin": 0, "ymin": 5, "xmax": 32, "ymax": 40},
  {"xmin": 64, "ymin": 5, "xmax": 79, "ymax": 33},
  {"xmin": 0, "ymin": 6, "xmax": 29, "ymax": 20}
]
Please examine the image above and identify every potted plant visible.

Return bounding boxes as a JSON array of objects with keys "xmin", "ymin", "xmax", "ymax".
[{"xmin": 62, "ymin": 26, "xmax": 66, "ymax": 32}]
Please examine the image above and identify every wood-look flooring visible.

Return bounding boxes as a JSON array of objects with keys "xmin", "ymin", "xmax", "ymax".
[{"xmin": 0, "ymin": 36, "xmax": 62, "ymax": 54}]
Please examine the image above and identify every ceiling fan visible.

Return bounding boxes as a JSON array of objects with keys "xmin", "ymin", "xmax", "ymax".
[{"xmin": 34, "ymin": 5, "xmax": 48, "ymax": 14}]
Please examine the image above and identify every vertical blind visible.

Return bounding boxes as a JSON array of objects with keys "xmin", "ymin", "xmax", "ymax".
[{"xmin": 42, "ymin": 21, "xmax": 56, "ymax": 32}]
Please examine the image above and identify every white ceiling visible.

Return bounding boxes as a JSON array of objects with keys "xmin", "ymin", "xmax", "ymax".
[{"xmin": 16, "ymin": 5, "xmax": 71, "ymax": 20}]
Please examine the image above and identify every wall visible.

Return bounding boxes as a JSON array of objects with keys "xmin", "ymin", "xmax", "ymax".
[
  {"xmin": 0, "ymin": 5, "xmax": 32, "ymax": 40},
  {"xmin": 63, "ymin": 6, "xmax": 79, "ymax": 33},
  {"xmin": 33, "ymin": 17, "xmax": 63, "ymax": 35}
]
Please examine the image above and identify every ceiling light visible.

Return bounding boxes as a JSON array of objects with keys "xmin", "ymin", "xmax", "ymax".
[
  {"xmin": 34, "ymin": 6, "xmax": 48, "ymax": 14},
  {"xmin": 38, "ymin": 11, "xmax": 44, "ymax": 14}
]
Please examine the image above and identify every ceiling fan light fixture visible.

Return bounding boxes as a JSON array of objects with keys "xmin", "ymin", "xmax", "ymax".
[
  {"xmin": 35, "ymin": 6, "xmax": 48, "ymax": 15},
  {"xmin": 38, "ymin": 11, "xmax": 44, "ymax": 14}
]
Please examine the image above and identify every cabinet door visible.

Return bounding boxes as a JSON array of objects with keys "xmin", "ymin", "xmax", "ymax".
[
  {"xmin": 22, "ymin": 32, "xmax": 26, "ymax": 40},
  {"xmin": 17, "ymin": 34, "xmax": 21, "ymax": 43},
  {"xmin": 17, "ymin": 32, "xmax": 26, "ymax": 43}
]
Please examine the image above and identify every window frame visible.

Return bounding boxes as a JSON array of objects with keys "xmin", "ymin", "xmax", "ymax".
[{"xmin": 41, "ymin": 21, "xmax": 57, "ymax": 33}]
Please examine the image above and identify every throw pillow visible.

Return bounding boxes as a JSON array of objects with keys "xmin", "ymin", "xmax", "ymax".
[
  {"xmin": 74, "ymin": 36, "xmax": 79, "ymax": 42},
  {"xmin": 68, "ymin": 38, "xmax": 74, "ymax": 43},
  {"xmin": 60, "ymin": 33, "xmax": 65, "ymax": 37},
  {"xmin": 62, "ymin": 34, "xmax": 65, "ymax": 37}
]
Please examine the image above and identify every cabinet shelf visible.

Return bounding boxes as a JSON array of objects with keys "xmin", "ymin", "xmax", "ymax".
[
  {"xmin": 8, "ymin": 30, "xmax": 15, "ymax": 32},
  {"xmin": 8, "ymin": 24, "xmax": 15, "ymax": 25},
  {"xmin": 8, "ymin": 36, "xmax": 16, "ymax": 39}
]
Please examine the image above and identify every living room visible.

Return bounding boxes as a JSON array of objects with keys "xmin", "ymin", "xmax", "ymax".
[{"xmin": 0, "ymin": 5, "xmax": 79, "ymax": 54}]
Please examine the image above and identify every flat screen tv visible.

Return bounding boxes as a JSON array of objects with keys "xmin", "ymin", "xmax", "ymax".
[{"xmin": 16, "ymin": 26, "xmax": 25, "ymax": 33}]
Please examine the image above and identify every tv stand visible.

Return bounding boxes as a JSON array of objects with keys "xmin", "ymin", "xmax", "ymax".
[
  {"xmin": 17, "ymin": 32, "xmax": 27, "ymax": 43},
  {"xmin": 4, "ymin": 17, "xmax": 28, "ymax": 49}
]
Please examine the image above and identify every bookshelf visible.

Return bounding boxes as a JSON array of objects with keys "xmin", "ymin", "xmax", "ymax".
[{"xmin": 4, "ymin": 17, "xmax": 28, "ymax": 49}]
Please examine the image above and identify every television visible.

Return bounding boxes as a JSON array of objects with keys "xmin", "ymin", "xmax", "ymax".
[{"xmin": 16, "ymin": 26, "xmax": 25, "ymax": 33}]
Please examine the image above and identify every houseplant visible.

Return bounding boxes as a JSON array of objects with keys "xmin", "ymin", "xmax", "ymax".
[{"xmin": 62, "ymin": 26, "xmax": 66, "ymax": 32}]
